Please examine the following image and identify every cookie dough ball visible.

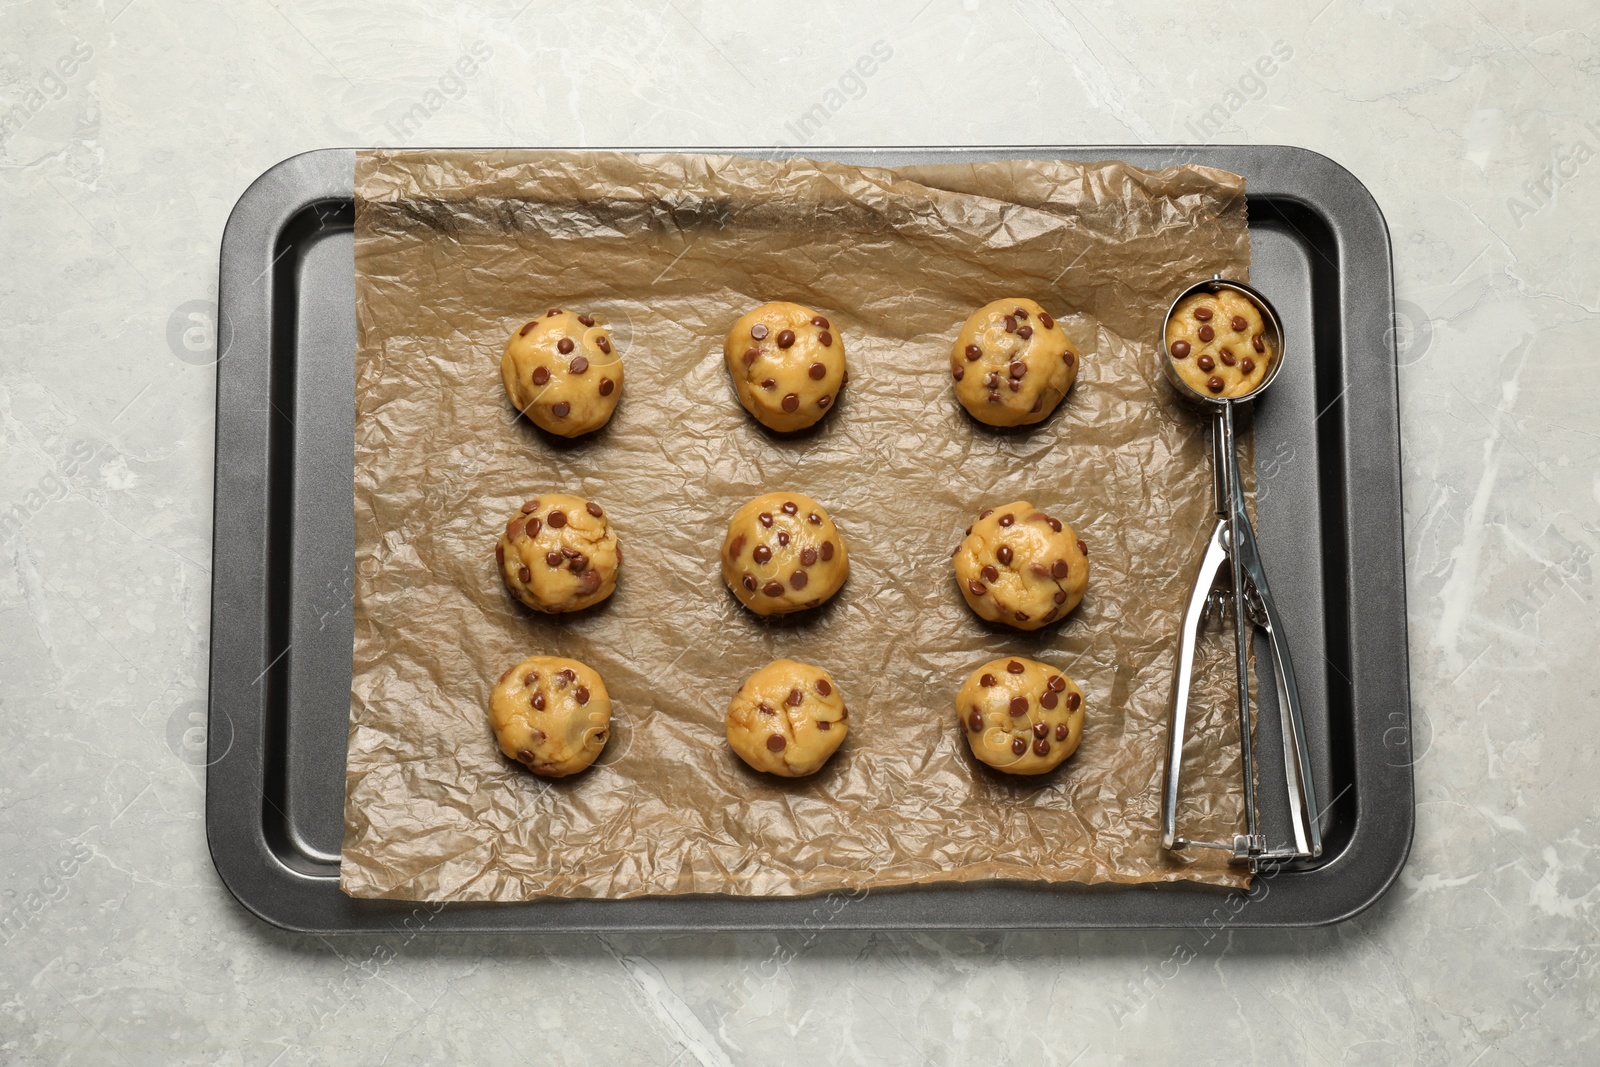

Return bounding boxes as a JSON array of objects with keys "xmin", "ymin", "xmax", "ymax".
[
  {"xmin": 497, "ymin": 493, "xmax": 619, "ymax": 614},
  {"xmin": 502, "ymin": 309, "xmax": 623, "ymax": 437},
  {"xmin": 721, "ymin": 492, "xmax": 848, "ymax": 615},
  {"xmin": 951, "ymin": 298, "xmax": 1078, "ymax": 427},
  {"xmin": 954, "ymin": 500, "xmax": 1088, "ymax": 630},
  {"xmin": 724, "ymin": 302, "xmax": 846, "ymax": 432},
  {"xmin": 957, "ymin": 658, "xmax": 1084, "ymax": 775},
  {"xmin": 490, "ymin": 655, "xmax": 612, "ymax": 777},
  {"xmin": 1165, "ymin": 290, "xmax": 1274, "ymax": 398},
  {"xmin": 726, "ymin": 659, "xmax": 848, "ymax": 776}
]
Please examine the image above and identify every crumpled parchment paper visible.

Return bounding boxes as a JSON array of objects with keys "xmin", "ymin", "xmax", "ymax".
[{"xmin": 341, "ymin": 150, "xmax": 1256, "ymax": 901}]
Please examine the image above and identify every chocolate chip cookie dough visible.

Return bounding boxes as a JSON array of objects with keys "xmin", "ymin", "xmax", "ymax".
[
  {"xmin": 1165, "ymin": 289, "xmax": 1273, "ymax": 398},
  {"xmin": 721, "ymin": 492, "xmax": 848, "ymax": 615},
  {"xmin": 953, "ymin": 500, "xmax": 1089, "ymax": 630},
  {"xmin": 957, "ymin": 657, "xmax": 1084, "ymax": 775},
  {"xmin": 497, "ymin": 493, "xmax": 619, "ymax": 613},
  {"xmin": 724, "ymin": 302, "xmax": 846, "ymax": 432},
  {"xmin": 490, "ymin": 655, "xmax": 612, "ymax": 777},
  {"xmin": 502, "ymin": 309, "xmax": 623, "ymax": 436},
  {"xmin": 726, "ymin": 659, "xmax": 849, "ymax": 777},
  {"xmin": 950, "ymin": 298, "xmax": 1078, "ymax": 427}
]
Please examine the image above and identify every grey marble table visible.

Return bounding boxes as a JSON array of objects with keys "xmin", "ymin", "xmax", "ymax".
[{"xmin": 2, "ymin": 1, "xmax": 1595, "ymax": 1063}]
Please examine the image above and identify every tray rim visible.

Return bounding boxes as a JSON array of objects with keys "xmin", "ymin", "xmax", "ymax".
[{"xmin": 208, "ymin": 144, "xmax": 1413, "ymax": 933}]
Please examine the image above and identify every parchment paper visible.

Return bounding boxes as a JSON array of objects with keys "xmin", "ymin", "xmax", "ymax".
[{"xmin": 342, "ymin": 150, "xmax": 1256, "ymax": 901}]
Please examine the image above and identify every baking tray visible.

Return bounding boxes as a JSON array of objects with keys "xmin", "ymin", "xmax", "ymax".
[{"xmin": 208, "ymin": 146, "xmax": 1412, "ymax": 932}]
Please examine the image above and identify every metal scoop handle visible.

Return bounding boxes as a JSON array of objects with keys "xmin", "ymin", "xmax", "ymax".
[{"xmin": 1161, "ymin": 402, "xmax": 1322, "ymax": 868}]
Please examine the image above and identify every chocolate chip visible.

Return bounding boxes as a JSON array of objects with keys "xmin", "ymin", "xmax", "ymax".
[
  {"xmin": 545, "ymin": 551, "xmax": 562, "ymax": 567},
  {"xmin": 519, "ymin": 566, "xmax": 532, "ymax": 582},
  {"xmin": 1007, "ymin": 660, "xmax": 1024, "ymax": 674},
  {"xmin": 1029, "ymin": 563, "xmax": 1048, "ymax": 578},
  {"xmin": 520, "ymin": 321, "xmax": 541, "ymax": 338},
  {"xmin": 1054, "ymin": 590, "xmax": 1067, "ymax": 604},
  {"xmin": 742, "ymin": 574, "xmax": 756, "ymax": 591},
  {"xmin": 758, "ymin": 702, "xmax": 774, "ymax": 715},
  {"xmin": 1047, "ymin": 517, "xmax": 1063, "ymax": 533},
  {"xmin": 980, "ymin": 673, "xmax": 997, "ymax": 687},
  {"xmin": 586, "ymin": 502, "xmax": 604, "ymax": 518},
  {"xmin": 1197, "ymin": 354, "xmax": 1215, "ymax": 372},
  {"xmin": 523, "ymin": 671, "xmax": 538, "ymax": 686},
  {"xmin": 578, "ymin": 569, "xmax": 600, "ymax": 593},
  {"xmin": 816, "ymin": 678, "xmax": 832, "ymax": 696},
  {"xmin": 981, "ymin": 509, "xmax": 993, "ymax": 519},
  {"xmin": 1009, "ymin": 361, "xmax": 1026, "ymax": 379},
  {"xmin": 547, "ymin": 309, "xmax": 560, "ymax": 317},
  {"xmin": 811, "ymin": 316, "xmax": 830, "ymax": 329},
  {"xmin": 818, "ymin": 721, "xmax": 832, "ymax": 731},
  {"xmin": 767, "ymin": 734, "xmax": 786, "ymax": 752},
  {"xmin": 761, "ymin": 378, "xmax": 777, "ymax": 390},
  {"xmin": 801, "ymin": 546, "xmax": 817, "ymax": 566},
  {"xmin": 570, "ymin": 356, "xmax": 589, "ymax": 374},
  {"xmin": 532, "ymin": 692, "xmax": 546, "ymax": 710},
  {"xmin": 1030, "ymin": 398, "xmax": 1042, "ymax": 413},
  {"xmin": 968, "ymin": 580, "xmax": 986, "ymax": 596},
  {"xmin": 521, "ymin": 500, "xmax": 539, "ymax": 514},
  {"xmin": 818, "ymin": 331, "xmax": 833, "ymax": 346},
  {"xmin": 1033, "ymin": 737, "xmax": 1049, "ymax": 756},
  {"xmin": 551, "ymin": 401, "xmax": 570, "ymax": 418},
  {"xmin": 1032, "ymin": 721, "xmax": 1049, "ymax": 738},
  {"xmin": 1008, "ymin": 380, "xmax": 1021, "ymax": 392},
  {"xmin": 1004, "ymin": 315, "xmax": 1018, "ymax": 333},
  {"xmin": 1015, "ymin": 611, "xmax": 1029, "ymax": 621},
  {"xmin": 781, "ymin": 501, "xmax": 797, "ymax": 514},
  {"xmin": 1050, "ymin": 559, "xmax": 1068, "ymax": 579},
  {"xmin": 803, "ymin": 362, "xmax": 825, "ymax": 382},
  {"xmin": 1067, "ymin": 692, "xmax": 1081, "ymax": 711},
  {"xmin": 557, "ymin": 337, "xmax": 575, "ymax": 354},
  {"xmin": 968, "ymin": 710, "xmax": 984, "ymax": 732},
  {"xmin": 495, "ymin": 543, "xmax": 505, "ymax": 564},
  {"xmin": 759, "ymin": 513, "xmax": 773, "ymax": 527},
  {"xmin": 996, "ymin": 545, "xmax": 1013, "ymax": 565},
  {"xmin": 777, "ymin": 330, "xmax": 795, "ymax": 349},
  {"xmin": 599, "ymin": 377, "xmax": 615, "ymax": 396},
  {"xmin": 1170, "ymin": 340, "xmax": 1191, "ymax": 359},
  {"xmin": 1055, "ymin": 722, "xmax": 1069, "ymax": 741},
  {"xmin": 569, "ymin": 553, "xmax": 589, "ymax": 574},
  {"xmin": 1063, "ymin": 352, "xmax": 1075, "ymax": 367},
  {"xmin": 1077, "ymin": 538, "xmax": 1088, "ymax": 556},
  {"xmin": 1040, "ymin": 312, "xmax": 1054, "ymax": 329},
  {"xmin": 776, "ymin": 531, "xmax": 790, "ymax": 547},
  {"xmin": 532, "ymin": 366, "xmax": 550, "ymax": 386},
  {"xmin": 981, "ymin": 564, "xmax": 999, "ymax": 582},
  {"xmin": 1009, "ymin": 696, "xmax": 1028, "ymax": 715},
  {"xmin": 548, "ymin": 510, "xmax": 567, "ymax": 528},
  {"xmin": 743, "ymin": 348, "xmax": 760, "ymax": 366},
  {"xmin": 575, "ymin": 686, "xmax": 590, "ymax": 705},
  {"xmin": 818, "ymin": 395, "xmax": 831, "ymax": 408},
  {"xmin": 1219, "ymin": 349, "xmax": 1237, "ymax": 367},
  {"xmin": 998, "ymin": 514, "xmax": 1014, "ymax": 527},
  {"xmin": 820, "ymin": 541, "xmax": 835, "ymax": 561},
  {"xmin": 1040, "ymin": 691, "xmax": 1058, "ymax": 710},
  {"xmin": 1017, "ymin": 325, "xmax": 1033, "ymax": 340},
  {"xmin": 787, "ymin": 570, "xmax": 806, "ymax": 589},
  {"xmin": 1241, "ymin": 358, "xmax": 1256, "ymax": 374},
  {"xmin": 1253, "ymin": 334, "xmax": 1266, "ymax": 353},
  {"xmin": 985, "ymin": 372, "xmax": 1000, "ymax": 388},
  {"xmin": 953, "ymin": 366, "xmax": 964, "ymax": 381},
  {"xmin": 753, "ymin": 545, "xmax": 772, "ymax": 563},
  {"xmin": 1048, "ymin": 675, "xmax": 1066, "ymax": 692},
  {"xmin": 808, "ymin": 513, "xmax": 822, "ymax": 524},
  {"xmin": 1012, "ymin": 737, "xmax": 1027, "ymax": 755},
  {"xmin": 751, "ymin": 324, "xmax": 768, "ymax": 340},
  {"xmin": 965, "ymin": 344, "xmax": 982, "ymax": 361},
  {"xmin": 1194, "ymin": 306, "xmax": 1213, "ymax": 322},
  {"xmin": 1207, "ymin": 376, "xmax": 1225, "ymax": 393},
  {"xmin": 506, "ymin": 516, "xmax": 525, "ymax": 538},
  {"xmin": 597, "ymin": 336, "xmax": 611, "ymax": 354},
  {"xmin": 1231, "ymin": 315, "xmax": 1248, "ymax": 332},
  {"xmin": 1198, "ymin": 325, "xmax": 1215, "ymax": 343},
  {"xmin": 763, "ymin": 581, "xmax": 784, "ymax": 597},
  {"xmin": 525, "ymin": 517, "xmax": 542, "ymax": 537},
  {"xmin": 782, "ymin": 394, "xmax": 799, "ymax": 412}
]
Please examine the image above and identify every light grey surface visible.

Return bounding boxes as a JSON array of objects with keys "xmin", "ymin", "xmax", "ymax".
[{"xmin": 0, "ymin": 1, "xmax": 1593, "ymax": 1063}]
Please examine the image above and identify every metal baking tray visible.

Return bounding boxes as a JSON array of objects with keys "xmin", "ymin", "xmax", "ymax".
[{"xmin": 208, "ymin": 146, "xmax": 1412, "ymax": 932}]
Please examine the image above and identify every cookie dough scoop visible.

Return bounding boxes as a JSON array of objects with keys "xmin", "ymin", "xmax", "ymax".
[{"xmin": 1158, "ymin": 277, "xmax": 1321, "ymax": 872}]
